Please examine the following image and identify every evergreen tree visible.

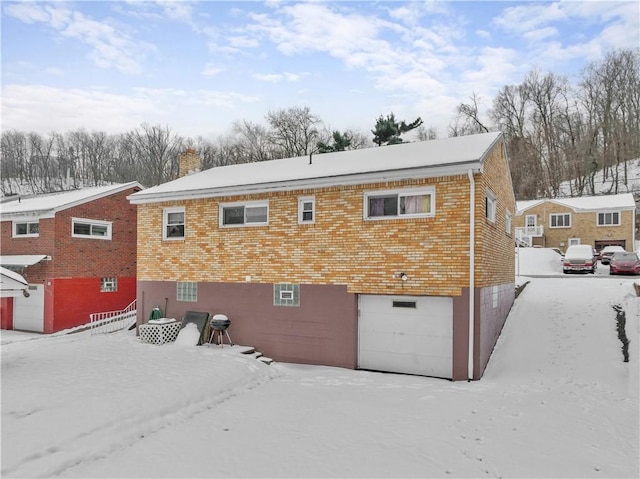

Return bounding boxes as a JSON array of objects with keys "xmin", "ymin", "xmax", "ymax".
[
  {"xmin": 372, "ymin": 113, "xmax": 423, "ymax": 146},
  {"xmin": 317, "ymin": 130, "xmax": 353, "ymax": 153}
]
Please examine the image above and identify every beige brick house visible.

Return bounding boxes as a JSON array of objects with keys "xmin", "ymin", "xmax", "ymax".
[
  {"xmin": 514, "ymin": 194, "xmax": 636, "ymax": 255},
  {"xmin": 129, "ymin": 132, "xmax": 516, "ymax": 380}
]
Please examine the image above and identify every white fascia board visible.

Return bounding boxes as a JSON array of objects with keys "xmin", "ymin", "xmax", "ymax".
[
  {"xmin": 1, "ymin": 210, "xmax": 56, "ymax": 221},
  {"xmin": 53, "ymin": 181, "xmax": 143, "ymax": 213},
  {"xmin": 129, "ymin": 162, "xmax": 482, "ymax": 205}
]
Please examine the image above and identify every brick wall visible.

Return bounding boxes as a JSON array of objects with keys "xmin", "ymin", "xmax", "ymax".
[
  {"xmin": 476, "ymin": 142, "xmax": 517, "ymax": 287},
  {"xmin": 53, "ymin": 187, "xmax": 138, "ymax": 278},
  {"xmin": 514, "ymin": 202, "xmax": 634, "ymax": 251},
  {"xmin": 137, "ymin": 142, "xmax": 516, "ymax": 297},
  {"xmin": 0, "ymin": 187, "xmax": 138, "ymax": 282}
]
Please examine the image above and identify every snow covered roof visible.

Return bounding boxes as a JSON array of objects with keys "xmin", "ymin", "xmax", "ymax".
[
  {"xmin": 0, "ymin": 182, "xmax": 143, "ymax": 219},
  {"xmin": 0, "ymin": 266, "xmax": 28, "ymax": 297},
  {"xmin": 516, "ymin": 193, "xmax": 636, "ymax": 215},
  {"xmin": 129, "ymin": 132, "xmax": 503, "ymax": 204}
]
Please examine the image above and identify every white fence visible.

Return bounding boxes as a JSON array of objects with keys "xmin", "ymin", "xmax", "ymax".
[{"xmin": 90, "ymin": 299, "xmax": 137, "ymax": 335}]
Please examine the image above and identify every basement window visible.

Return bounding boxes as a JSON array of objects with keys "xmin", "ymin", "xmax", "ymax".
[
  {"xmin": 177, "ymin": 282, "xmax": 197, "ymax": 302},
  {"xmin": 100, "ymin": 277, "xmax": 117, "ymax": 292},
  {"xmin": 274, "ymin": 284, "xmax": 300, "ymax": 307}
]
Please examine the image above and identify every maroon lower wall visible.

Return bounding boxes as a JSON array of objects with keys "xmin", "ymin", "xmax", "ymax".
[{"xmin": 137, "ymin": 281, "xmax": 358, "ymax": 369}]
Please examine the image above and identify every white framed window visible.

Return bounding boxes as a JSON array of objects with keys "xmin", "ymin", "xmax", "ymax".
[
  {"xmin": 12, "ymin": 220, "xmax": 39, "ymax": 238},
  {"xmin": 568, "ymin": 238, "xmax": 581, "ymax": 246},
  {"xmin": 163, "ymin": 207, "xmax": 185, "ymax": 240},
  {"xmin": 220, "ymin": 201, "xmax": 268, "ymax": 227},
  {"xmin": 100, "ymin": 277, "xmax": 117, "ymax": 292},
  {"xmin": 550, "ymin": 213, "xmax": 571, "ymax": 228},
  {"xmin": 177, "ymin": 282, "xmax": 197, "ymax": 302},
  {"xmin": 274, "ymin": 284, "xmax": 300, "ymax": 307},
  {"xmin": 364, "ymin": 187, "xmax": 435, "ymax": 220},
  {"xmin": 485, "ymin": 189, "xmax": 497, "ymax": 223},
  {"xmin": 72, "ymin": 217, "xmax": 112, "ymax": 240},
  {"xmin": 298, "ymin": 196, "xmax": 315, "ymax": 224},
  {"xmin": 505, "ymin": 210, "xmax": 512, "ymax": 235},
  {"xmin": 597, "ymin": 211, "xmax": 620, "ymax": 226}
]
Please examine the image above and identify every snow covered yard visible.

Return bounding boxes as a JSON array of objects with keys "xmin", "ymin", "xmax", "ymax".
[{"xmin": 1, "ymin": 254, "xmax": 638, "ymax": 478}]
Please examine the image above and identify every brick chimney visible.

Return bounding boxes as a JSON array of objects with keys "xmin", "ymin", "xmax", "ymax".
[{"xmin": 178, "ymin": 148, "xmax": 201, "ymax": 178}]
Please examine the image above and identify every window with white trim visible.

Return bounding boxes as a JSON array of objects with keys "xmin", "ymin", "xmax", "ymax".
[
  {"xmin": 298, "ymin": 196, "xmax": 315, "ymax": 224},
  {"xmin": 505, "ymin": 210, "xmax": 512, "ymax": 235},
  {"xmin": 100, "ymin": 277, "xmax": 117, "ymax": 292},
  {"xmin": 597, "ymin": 211, "xmax": 620, "ymax": 226},
  {"xmin": 13, "ymin": 220, "xmax": 39, "ymax": 238},
  {"xmin": 485, "ymin": 189, "xmax": 497, "ymax": 223},
  {"xmin": 550, "ymin": 213, "xmax": 571, "ymax": 228},
  {"xmin": 364, "ymin": 187, "xmax": 435, "ymax": 219},
  {"xmin": 163, "ymin": 207, "xmax": 185, "ymax": 240},
  {"xmin": 177, "ymin": 282, "xmax": 197, "ymax": 302},
  {"xmin": 220, "ymin": 201, "xmax": 268, "ymax": 227},
  {"xmin": 72, "ymin": 218, "xmax": 112, "ymax": 240},
  {"xmin": 568, "ymin": 238, "xmax": 581, "ymax": 246}
]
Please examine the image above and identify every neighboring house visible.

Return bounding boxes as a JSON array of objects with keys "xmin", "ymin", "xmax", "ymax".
[
  {"xmin": 128, "ymin": 133, "xmax": 516, "ymax": 381},
  {"xmin": 514, "ymin": 194, "xmax": 636, "ymax": 254},
  {"xmin": 0, "ymin": 183, "xmax": 142, "ymax": 333}
]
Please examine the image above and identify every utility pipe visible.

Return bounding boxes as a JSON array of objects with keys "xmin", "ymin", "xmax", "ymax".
[{"xmin": 467, "ymin": 169, "xmax": 475, "ymax": 381}]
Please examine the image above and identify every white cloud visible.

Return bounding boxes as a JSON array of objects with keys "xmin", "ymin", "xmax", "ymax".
[
  {"xmin": 252, "ymin": 72, "xmax": 306, "ymax": 82},
  {"xmin": 1, "ymin": 84, "xmax": 261, "ymax": 137},
  {"xmin": 4, "ymin": 3, "xmax": 153, "ymax": 75},
  {"xmin": 201, "ymin": 64, "xmax": 225, "ymax": 77}
]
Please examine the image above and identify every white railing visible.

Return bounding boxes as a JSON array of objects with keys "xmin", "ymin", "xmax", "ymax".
[
  {"xmin": 90, "ymin": 299, "xmax": 137, "ymax": 335},
  {"xmin": 515, "ymin": 226, "xmax": 544, "ymax": 247}
]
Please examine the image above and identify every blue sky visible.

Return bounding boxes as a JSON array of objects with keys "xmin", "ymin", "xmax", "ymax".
[{"xmin": 2, "ymin": 1, "xmax": 638, "ymax": 140}]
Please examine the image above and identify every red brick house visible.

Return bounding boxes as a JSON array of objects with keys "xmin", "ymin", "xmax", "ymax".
[{"xmin": 0, "ymin": 183, "xmax": 142, "ymax": 333}]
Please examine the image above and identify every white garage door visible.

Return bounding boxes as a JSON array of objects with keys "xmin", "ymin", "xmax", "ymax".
[
  {"xmin": 13, "ymin": 284, "xmax": 45, "ymax": 332},
  {"xmin": 358, "ymin": 295, "xmax": 453, "ymax": 378}
]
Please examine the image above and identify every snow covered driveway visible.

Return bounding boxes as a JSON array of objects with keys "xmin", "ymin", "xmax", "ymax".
[{"xmin": 1, "ymin": 277, "xmax": 638, "ymax": 478}]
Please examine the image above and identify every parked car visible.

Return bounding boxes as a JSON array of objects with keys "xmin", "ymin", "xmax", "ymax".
[
  {"xmin": 609, "ymin": 252, "xmax": 640, "ymax": 275},
  {"xmin": 600, "ymin": 245, "xmax": 626, "ymax": 265},
  {"xmin": 563, "ymin": 244, "xmax": 597, "ymax": 274},
  {"xmin": 550, "ymin": 247, "xmax": 564, "ymax": 261}
]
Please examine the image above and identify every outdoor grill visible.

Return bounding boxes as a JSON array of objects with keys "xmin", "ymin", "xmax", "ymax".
[{"xmin": 209, "ymin": 314, "xmax": 234, "ymax": 346}]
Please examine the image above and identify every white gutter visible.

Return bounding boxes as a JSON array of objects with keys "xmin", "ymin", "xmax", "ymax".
[{"xmin": 467, "ymin": 169, "xmax": 475, "ymax": 381}]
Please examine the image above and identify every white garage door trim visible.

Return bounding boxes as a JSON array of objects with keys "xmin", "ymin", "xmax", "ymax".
[
  {"xmin": 358, "ymin": 294, "xmax": 453, "ymax": 379},
  {"xmin": 13, "ymin": 284, "xmax": 45, "ymax": 332}
]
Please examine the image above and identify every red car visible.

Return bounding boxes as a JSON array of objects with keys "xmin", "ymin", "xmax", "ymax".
[{"xmin": 609, "ymin": 252, "xmax": 640, "ymax": 275}]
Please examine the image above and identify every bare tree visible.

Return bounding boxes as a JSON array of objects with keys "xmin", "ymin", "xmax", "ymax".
[
  {"xmin": 266, "ymin": 106, "xmax": 322, "ymax": 157},
  {"xmin": 449, "ymin": 92, "xmax": 490, "ymax": 137},
  {"xmin": 131, "ymin": 124, "xmax": 183, "ymax": 186}
]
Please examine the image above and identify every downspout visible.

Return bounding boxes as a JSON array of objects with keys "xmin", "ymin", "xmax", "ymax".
[{"xmin": 467, "ymin": 169, "xmax": 475, "ymax": 381}]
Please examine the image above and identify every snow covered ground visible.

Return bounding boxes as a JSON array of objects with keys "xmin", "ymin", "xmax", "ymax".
[{"xmin": 2, "ymin": 248, "xmax": 639, "ymax": 478}]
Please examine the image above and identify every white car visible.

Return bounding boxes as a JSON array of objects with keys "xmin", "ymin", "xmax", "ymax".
[{"xmin": 563, "ymin": 244, "xmax": 597, "ymax": 274}]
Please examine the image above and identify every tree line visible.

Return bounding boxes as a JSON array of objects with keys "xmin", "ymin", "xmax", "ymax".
[{"xmin": 2, "ymin": 48, "xmax": 638, "ymax": 201}]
